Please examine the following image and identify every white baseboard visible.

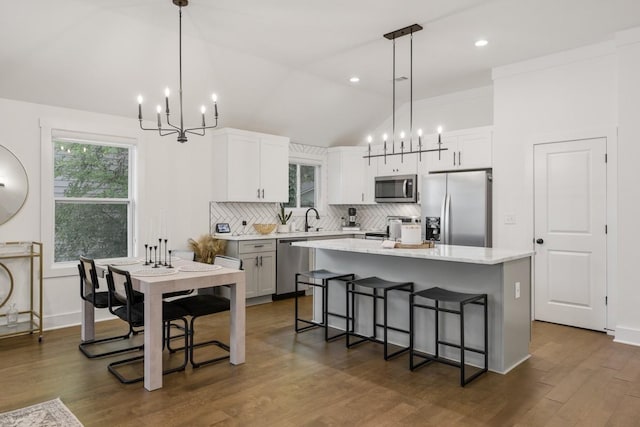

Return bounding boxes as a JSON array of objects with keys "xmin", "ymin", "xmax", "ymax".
[
  {"xmin": 43, "ymin": 311, "xmax": 117, "ymax": 331},
  {"xmin": 614, "ymin": 326, "xmax": 640, "ymax": 347}
]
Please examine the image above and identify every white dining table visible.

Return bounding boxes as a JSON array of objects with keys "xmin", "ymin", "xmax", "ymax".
[{"xmin": 90, "ymin": 257, "xmax": 245, "ymax": 391}]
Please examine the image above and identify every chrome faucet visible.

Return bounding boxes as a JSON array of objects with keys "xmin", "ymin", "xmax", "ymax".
[{"xmin": 304, "ymin": 208, "xmax": 320, "ymax": 232}]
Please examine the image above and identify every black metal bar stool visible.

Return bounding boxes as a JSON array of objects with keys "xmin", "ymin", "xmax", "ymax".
[
  {"xmin": 345, "ymin": 277, "xmax": 413, "ymax": 360},
  {"xmin": 410, "ymin": 287, "xmax": 488, "ymax": 386},
  {"xmin": 295, "ymin": 269, "xmax": 354, "ymax": 341}
]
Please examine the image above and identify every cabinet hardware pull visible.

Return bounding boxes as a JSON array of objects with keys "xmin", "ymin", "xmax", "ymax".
[
  {"xmin": 255, "ymin": 256, "xmax": 259, "ymax": 266},
  {"xmin": 257, "ymin": 188, "xmax": 260, "ymax": 198},
  {"xmin": 254, "ymin": 244, "xmax": 264, "ymax": 248},
  {"xmin": 459, "ymin": 151, "xmax": 462, "ymax": 165},
  {"xmin": 261, "ymin": 188, "xmax": 264, "ymax": 198},
  {"xmin": 453, "ymin": 152, "xmax": 456, "ymax": 166},
  {"xmin": 259, "ymin": 256, "xmax": 263, "ymax": 266}
]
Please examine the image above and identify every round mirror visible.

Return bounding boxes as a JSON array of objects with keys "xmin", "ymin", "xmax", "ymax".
[{"xmin": 0, "ymin": 145, "xmax": 29, "ymax": 225}]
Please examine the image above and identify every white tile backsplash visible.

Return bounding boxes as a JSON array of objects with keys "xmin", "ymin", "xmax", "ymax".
[{"xmin": 209, "ymin": 202, "xmax": 420, "ymax": 235}]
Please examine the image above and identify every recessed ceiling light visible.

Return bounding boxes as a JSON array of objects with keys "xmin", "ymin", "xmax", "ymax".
[
  {"xmin": 475, "ymin": 39, "xmax": 488, "ymax": 47},
  {"xmin": 349, "ymin": 76, "xmax": 360, "ymax": 83}
]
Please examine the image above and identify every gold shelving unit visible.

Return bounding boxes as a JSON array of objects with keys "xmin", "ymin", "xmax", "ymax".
[{"xmin": 0, "ymin": 241, "xmax": 43, "ymax": 341}]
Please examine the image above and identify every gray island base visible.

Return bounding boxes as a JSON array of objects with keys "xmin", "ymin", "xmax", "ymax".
[{"xmin": 292, "ymin": 238, "xmax": 534, "ymax": 374}]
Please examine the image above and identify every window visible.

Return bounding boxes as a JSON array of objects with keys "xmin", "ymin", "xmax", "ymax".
[
  {"xmin": 52, "ymin": 139, "xmax": 133, "ymax": 263},
  {"xmin": 286, "ymin": 162, "xmax": 319, "ymax": 208}
]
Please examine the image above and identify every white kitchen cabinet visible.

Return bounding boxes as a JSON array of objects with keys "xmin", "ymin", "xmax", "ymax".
[
  {"xmin": 327, "ymin": 146, "xmax": 375, "ymax": 204},
  {"xmin": 211, "ymin": 128, "xmax": 289, "ymax": 202},
  {"xmin": 423, "ymin": 127, "xmax": 492, "ymax": 173},
  {"xmin": 373, "ymin": 143, "xmax": 418, "ymax": 176},
  {"xmin": 226, "ymin": 239, "xmax": 276, "ymax": 299}
]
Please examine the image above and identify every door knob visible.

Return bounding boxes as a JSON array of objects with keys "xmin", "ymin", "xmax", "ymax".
[{"xmin": 536, "ymin": 238, "xmax": 544, "ymax": 244}]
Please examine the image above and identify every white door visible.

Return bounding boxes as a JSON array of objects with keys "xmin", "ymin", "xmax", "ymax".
[{"xmin": 534, "ymin": 138, "xmax": 607, "ymax": 331}]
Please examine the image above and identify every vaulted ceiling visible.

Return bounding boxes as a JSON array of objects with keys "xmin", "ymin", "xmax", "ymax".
[{"xmin": 1, "ymin": 0, "xmax": 640, "ymax": 146}]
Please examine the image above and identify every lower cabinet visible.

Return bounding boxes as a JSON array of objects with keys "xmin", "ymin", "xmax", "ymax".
[{"xmin": 226, "ymin": 239, "xmax": 276, "ymax": 299}]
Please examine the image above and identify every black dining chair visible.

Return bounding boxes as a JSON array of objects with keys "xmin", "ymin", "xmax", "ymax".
[
  {"xmin": 105, "ymin": 265, "xmax": 190, "ymax": 384},
  {"xmin": 170, "ymin": 255, "xmax": 242, "ymax": 368},
  {"xmin": 78, "ymin": 256, "xmax": 143, "ymax": 358}
]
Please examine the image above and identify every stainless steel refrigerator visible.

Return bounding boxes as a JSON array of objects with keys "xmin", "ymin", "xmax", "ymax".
[{"xmin": 421, "ymin": 170, "xmax": 492, "ymax": 247}]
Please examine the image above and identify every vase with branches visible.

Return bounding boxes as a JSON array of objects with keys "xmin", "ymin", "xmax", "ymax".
[{"xmin": 188, "ymin": 234, "xmax": 226, "ymax": 264}]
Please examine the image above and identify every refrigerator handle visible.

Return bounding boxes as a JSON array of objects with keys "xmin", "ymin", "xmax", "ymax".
[
  {"xmin": 403, "ymin": 179, "xmax": 408, "ymax": 198},
  {"xmin": 444, "ymin": 194, "xmax": 451, "ymax": 244},
  {"xmin": 440, "ymin": 194, "xmax": 447, "ymax": 244}
]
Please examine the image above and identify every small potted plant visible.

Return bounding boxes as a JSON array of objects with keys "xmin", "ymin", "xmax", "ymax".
[{"xmin": 277, "ymin": 203, "xmax": 292, "ymax": 233}]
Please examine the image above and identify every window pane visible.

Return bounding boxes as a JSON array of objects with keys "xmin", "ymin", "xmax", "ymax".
[
  {"xmin": 300, "ymin": 165, "xmax": 315, "ymax": 208},
  {"xmin": 285, "ymin": 164, "xmax": 297, "ymax": 208},
  {"xmin": 54, "ymin": 142, "xmax": 129, "ymax": 198},
  {"xmin": 54, "ymin": 202, "xmax": 128, "ymax": 262}
]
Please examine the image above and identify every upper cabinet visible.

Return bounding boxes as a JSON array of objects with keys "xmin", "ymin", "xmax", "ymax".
[
  {"xmin": 420, "ymin": 126, "xmax": 492, "ymax": 174},
  {"xmin": 327, "ymin": 146, "xmax": 375, "ymax": 205},
  {"xmin": 373, "ymin": 143, "xmax": 418, "ymax": 176},
  {"xmin": 211, "ymin": 128, "xmax": 289, "ymax": 202}
]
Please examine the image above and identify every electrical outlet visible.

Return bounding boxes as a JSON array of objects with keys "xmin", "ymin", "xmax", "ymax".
[
  {"xmin": 242, "ymin": 220, "xmax": 247, "ymax": 226},
  {"xmin": 515, "ymin": 282, "xmax": 521, "ymax": 299},
  {"xmin": 504, "ymin": 214, "xmax": 516, "ymax": 225}
]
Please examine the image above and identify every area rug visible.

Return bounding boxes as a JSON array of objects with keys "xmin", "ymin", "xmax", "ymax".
[{"xmin": 0, "ymin": 397, "xmax": 83, "ymax": 426}]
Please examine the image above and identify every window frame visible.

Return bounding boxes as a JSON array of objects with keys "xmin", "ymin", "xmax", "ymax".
[
  {"xmin": 40, "ymin": 119, "xmax": 138, "ymax": 278},
  {"xmin": 286, "ymin": 152, "xmax": 326, "ymax": 215}
]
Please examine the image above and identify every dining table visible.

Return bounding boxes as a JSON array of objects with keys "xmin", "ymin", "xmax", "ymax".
[{"xmin": 90, "ymin": 256, "xmax": 246, "ymax": 391}]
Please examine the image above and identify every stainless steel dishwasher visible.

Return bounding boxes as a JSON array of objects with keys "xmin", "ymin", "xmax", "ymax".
[
  {"xmin": 276, "ymin": 238, "xmax": 309, "ymax": 298},
  {"xmin": 276, "ymin": 234, "xmax": 353, "ymax": 298}
]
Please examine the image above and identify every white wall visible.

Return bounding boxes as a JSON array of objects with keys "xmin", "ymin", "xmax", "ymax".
[
  {"xmin": 366, "ymin": 86, "xmax": 493, "ymax": 145},
  {"xmin": 0, "ymin": 97, "xmax": 213, "ymax": 329},
  {"xmin": 492, "ymin": 42, "xmax": 617, "ymax": 250},
  {"xmin": 492, "ymin": 42, "xmax": 624, "ymax": 337},
  {"xmin": 614, "ymin": 28, "xmax": 640, "ymax": 345}
]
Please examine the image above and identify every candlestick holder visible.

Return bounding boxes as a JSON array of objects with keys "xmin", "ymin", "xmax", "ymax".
[
  {"xmin": 164, "ymin": 239, "xmax": 168, "ymax": 266},
  {"xmin": 168, "ymin": 250, "xmax": 173, "ymax": 268},
  {"xmin": 383, "ymin": 140, "xmax": 387, "ymax": 164},
  {"xmin": 158, "ymin": 238, "xmax": 163, "ymax": 265},
  {"xmin": 144, "ymin": 244, "xmax": 150, "ymax": 265},
  {"xmin": 153, "ymin": 245, "xmax": 159, "ymax": 268}
]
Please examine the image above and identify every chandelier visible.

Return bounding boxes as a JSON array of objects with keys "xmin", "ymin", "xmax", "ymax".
[
  {"xmin": 364, "ymin": 24, "xmax": 446, "ymax": 164},
  {"xmin": 136, "ymin": 0, "xmax": 219, "ymax": 143}
]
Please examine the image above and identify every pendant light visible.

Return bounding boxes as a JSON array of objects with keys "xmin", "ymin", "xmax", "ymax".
[{"xmin": 136, "ymin": 0, "xmax": 220, "ymax": 143}]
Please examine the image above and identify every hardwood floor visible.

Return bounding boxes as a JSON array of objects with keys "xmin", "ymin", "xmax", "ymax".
[{"xmin": 1, "ymin": 297, "xmax": 640, "ymax": 426}]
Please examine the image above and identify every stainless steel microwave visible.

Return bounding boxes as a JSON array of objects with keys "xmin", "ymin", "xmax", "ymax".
[{"xmin": 374, "ymin": 174, "xmax": 418, "ymax": 203}]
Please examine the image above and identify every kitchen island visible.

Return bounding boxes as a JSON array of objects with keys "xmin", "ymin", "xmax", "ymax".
[{"xmin": 291, "ymin": 238, "xmax": 534, "ymax": 374}]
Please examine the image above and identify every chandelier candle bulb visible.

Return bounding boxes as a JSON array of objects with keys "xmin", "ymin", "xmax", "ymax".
[
  {"xmin": 201, "ymin": 106, "xmax": 206, "ymax": 126},
  {"xmin": 156, "ymin": 105, "xmax": 162, "ymax": 127},
  {"xmin": 164, "ymin": 87, "xmax": 170, "ymax": 114},
  {"xmin": 137, "ymin": 95, "xmax": 143, "ymax": 120}
]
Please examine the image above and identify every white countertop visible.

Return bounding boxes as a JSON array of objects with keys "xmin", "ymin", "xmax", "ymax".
[
  {"xmin": 291, "ymin": 238, "xmax": 533, "ymax": 265},
  {"xmin": 213, "ymin": 230, "xmax": 367, "ymax": 241}
]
